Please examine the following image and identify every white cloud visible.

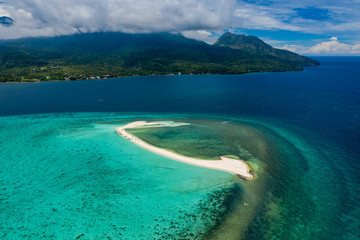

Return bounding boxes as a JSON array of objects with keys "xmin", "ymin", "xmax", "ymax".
[
  {"xmin": 232, "ymin": 1, "xmax": 360, "ymax": 35},
  {"xmin": 275, "ymin": 37, "xmax": 360, "ymax": 55},
  {"xmin": 309, "ymin": 37, "xmax": 360, "ymax": 55},
  {"xmin": 1, "ymin": 0, "xmax": 360, "ymax": 51},
  {"xmin": 275, "ymin": 43, "xmax": 313, "ymax": 55},
  {"xmin": 277, "ymin": 44, "xmax": 298, "ymax": 53},
  {"xmin": 233, "ymin": 5, "xmax": 301, "ymax": 31},
  {"xmin": 0, "ymin": 0, "xmax": 236, "ymax": 39},
  {"xmin": 181, "ymin": 30, "xmax": 221, "ymax": 43}
]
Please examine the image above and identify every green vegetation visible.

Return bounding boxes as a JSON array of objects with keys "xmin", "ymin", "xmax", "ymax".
[
  {"xmin": 213, "ymin": 32, "xmax": 319, "ymax": 66},
  {"xmin": 0, "ymin": 32, "xmax": 319, "ymax": 82}
]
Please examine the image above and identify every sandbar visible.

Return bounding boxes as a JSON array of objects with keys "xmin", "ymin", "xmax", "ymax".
[{"xmin": 116, "ymin": 121, "xmax": 254, "ymax": 180}]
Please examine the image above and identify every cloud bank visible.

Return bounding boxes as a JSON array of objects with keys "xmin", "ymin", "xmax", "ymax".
[
  {"xmin": 0, "ymin": 0, "xmax": 236, "ymax": 39},
  {"xmin": 277, "ymin": 37, "xmax": 360, "ymax": 55},
  {"xmin": 309, "ymin": 38, "xmax": 360, "ymax": 55},
  {"xmin": 233, "ymin": 1, "xmax": 360, "ymax": 34},
  {"xmin": 1, "ymin": 0, "xmax": 359, "ymax": 55}
]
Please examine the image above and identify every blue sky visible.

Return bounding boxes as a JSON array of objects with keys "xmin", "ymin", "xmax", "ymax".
[
  {"xmin": 0, "ymin": 0, "xmax": 359, "ymax": 55},
  {"xmin": 228, "ymin": 0, "xmax": 360, "ymax": 55}
]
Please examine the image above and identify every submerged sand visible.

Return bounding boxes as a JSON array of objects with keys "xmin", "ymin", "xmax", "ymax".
[{"xmin": 116, "ymin": 121, "xmax": 254, "ymax": 179}]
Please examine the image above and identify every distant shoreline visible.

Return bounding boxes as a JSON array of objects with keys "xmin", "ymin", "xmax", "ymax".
[
  {"xmin": 0, "ymin": 69, "xmax": 304, "ymax": 84},
  {"xmin": 116, "ymin": 121, "xmax": 254, "ymax": 180}
]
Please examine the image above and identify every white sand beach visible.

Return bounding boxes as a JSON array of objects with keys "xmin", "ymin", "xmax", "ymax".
[{"xmin": 116, "ymin": 121, "xmax": 254, "ymax": 179}]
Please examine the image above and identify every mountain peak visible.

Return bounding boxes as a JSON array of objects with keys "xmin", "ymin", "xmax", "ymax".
[
  {"xmin": 222, "ymin": 32, "xmax": 239, "ymax": 37},
  {"xmin": 214, "ymin": 32, "xmax": 272, "ymax": 51},
  {"xmin": 214, "ymin": 32, "xmax": 319, "ymax": 66}
]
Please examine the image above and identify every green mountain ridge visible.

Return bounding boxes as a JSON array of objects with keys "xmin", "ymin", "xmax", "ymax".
[
  {"xmin": 0, "ymin": 32, "xmax": 319, "ymax": 82},
  {"xmin": 213, "ymin": 32, "xmax": 319, "ymax": 67}
]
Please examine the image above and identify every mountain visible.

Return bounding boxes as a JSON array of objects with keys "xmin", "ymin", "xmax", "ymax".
[
  {"xmin": 0, "ymin": 32, "xmax": 319, "ymax": 82},
  {"xmin": 214, "ymin": 32, "xmax": 319, "ymax": 66},
  {"xmin": 0, "ymin": 16, "xmax": 14, "ymax": 27}
]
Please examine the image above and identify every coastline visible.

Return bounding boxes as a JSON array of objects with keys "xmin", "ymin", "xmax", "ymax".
[
  {"xmin": 0, "ymin": 71, "xmax": 300, "ymax": 84},
  {"xmin": 1, "ymin": 63, "xmax": 322, "ymax": 84},
  {"xmin": 116, "ymin": 121, "xmax": 254, "ymax": 179}
]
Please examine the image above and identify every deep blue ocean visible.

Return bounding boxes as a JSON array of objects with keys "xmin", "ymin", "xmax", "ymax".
[{"xmin": 0, "ymin": 56, "xmax": 359, "ymax": 239}]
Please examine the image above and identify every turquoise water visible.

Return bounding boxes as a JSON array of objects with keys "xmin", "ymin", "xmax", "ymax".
[
  {"xmin": 0, "ymin": 112, "xmax": 354, "ymax": 239},
  {"xmin": 0, "ymin": 114, "xmax": 239, "ymax": 239},
  {"xmin": 0, "ymin": 57, "xmax": 359, "ymax": 239}
]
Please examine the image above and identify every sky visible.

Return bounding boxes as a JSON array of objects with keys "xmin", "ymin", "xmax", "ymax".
[{"xmin": 0, "ymin": 0, "xmax": 359, "ymax": 55}]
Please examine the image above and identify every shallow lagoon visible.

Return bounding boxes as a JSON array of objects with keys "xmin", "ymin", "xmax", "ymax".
[
  {"xmin": 0, "ymin": 57, "xmax": 359, "ymax": 239},
  {"xmin": 0, "ymin": 112, "xmax": 350, "ymax": 239}
]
